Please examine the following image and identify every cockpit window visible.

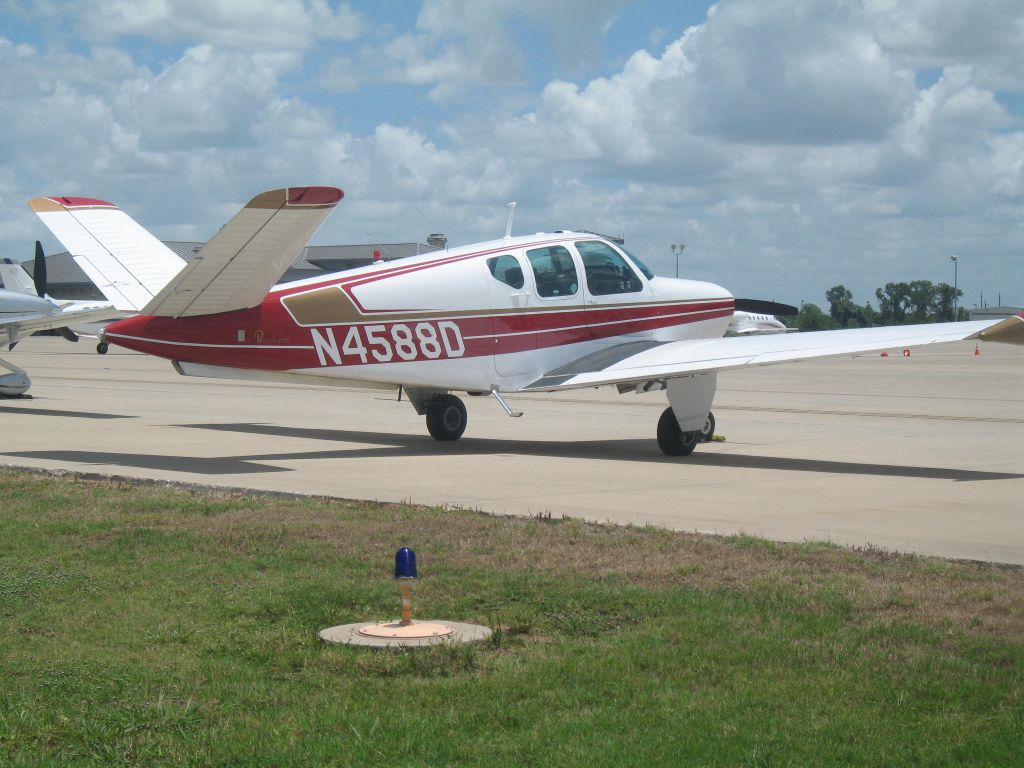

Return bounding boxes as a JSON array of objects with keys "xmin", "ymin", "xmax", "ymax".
[
  {"xmin": 526, "ymin": 245, "xmax": 578, "ymax": 298},
  {"xmin": 487, "ymin": 254, "xmax": 525, "ymax": 289},
  {"xmin": 575, "ymin": 241, "xmax": 643, "ymax": 295},
  {"xmin": 616, "ymin": 243, "xmax": 655, "ymax": 280}
]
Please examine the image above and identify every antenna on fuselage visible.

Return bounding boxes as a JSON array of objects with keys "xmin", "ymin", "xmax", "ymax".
[{"xmin": 504, "ymin": 202, "xmax": 516, "ymax": 239}]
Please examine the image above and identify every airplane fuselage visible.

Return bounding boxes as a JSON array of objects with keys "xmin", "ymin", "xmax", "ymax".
[
  {"xmin": 105, "ymin": 232, "xmax": 735, "ymax": 393},
  {"xmin": 0, "ymin": 289, "xmax": 56, "ymax": 320}
]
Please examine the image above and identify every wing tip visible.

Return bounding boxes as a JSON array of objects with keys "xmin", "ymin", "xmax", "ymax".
[
  {"xmin": 975, "ymin": 313, "xmax": 1024, "ymax": 345},
  {"xmin": 28, "ymin": 196, "xmax": 118, "ymax": 213},
  {"xmin": 288, "ymin": 186, "xmax": 344, "ymax": 206},
  {"xmin": 246, "ymin": 186, "xmax": 344, "ymax": 210}
]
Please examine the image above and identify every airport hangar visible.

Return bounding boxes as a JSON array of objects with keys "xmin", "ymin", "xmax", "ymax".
[{"xmin": 2, "ymin": 235, "xmax": 448, "ymax": 298}]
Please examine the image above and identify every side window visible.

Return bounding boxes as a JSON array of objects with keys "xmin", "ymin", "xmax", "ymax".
[
  {"xmin": 575, "ymin": 241, "xmax": 643, "ymax": 295},
  {"xmin": 487, "ymin": 254, "xmax": 525, "ymax": 289},
  {"xmin": 526, "ymin": 245, "xmax": 578, "ymax": 298}
]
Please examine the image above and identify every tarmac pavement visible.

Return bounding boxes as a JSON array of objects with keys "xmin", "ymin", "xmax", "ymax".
[{"xmin": 2, "ymin": 336, "xmax": 1021, "ymax": 563}]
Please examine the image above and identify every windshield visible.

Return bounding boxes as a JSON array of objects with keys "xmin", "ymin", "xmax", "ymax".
[{"xmin": 616, "ymin": 244, "xmax": 655, "ymax": 280}]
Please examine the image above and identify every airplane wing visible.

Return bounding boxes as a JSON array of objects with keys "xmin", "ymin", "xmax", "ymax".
[
  {"xmin": 28, "ymin": 196, "xmax": 187, "ymax": 313},
  {"xmin": 2, "ymin": 302, "xmax": 120, "ymax": 347},
  {"xmin": 139, "ymin": 187, "xmax": 344, "ymax": 318},
  {"xmin": 521, "ymin": 315, "xmax": 1024, "ymax": 391}
]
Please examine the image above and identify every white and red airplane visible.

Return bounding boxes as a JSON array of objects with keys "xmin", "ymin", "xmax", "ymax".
[{"xmin": 30, "ymin": 187, "xmax": 1023, "ymax": 456}]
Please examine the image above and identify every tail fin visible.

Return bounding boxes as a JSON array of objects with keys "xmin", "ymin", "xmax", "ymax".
[
  {"xmin": 27, "ymin": 196, "xmax": 186, "ymax": 312},
  {"xmin": 0, "ymin": 258, "xmax": 37, "ymax": 295},
  {"xmin": 140, "ymin": 186, "xmax": 343, "ymax": 318}
]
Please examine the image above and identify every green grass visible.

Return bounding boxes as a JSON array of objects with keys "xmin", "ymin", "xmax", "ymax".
[{"xmin": 1, "ymin": 468, "xmax": 1022, "ymax": 766}]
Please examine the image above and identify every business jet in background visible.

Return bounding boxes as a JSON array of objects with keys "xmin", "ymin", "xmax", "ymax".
[
  {"xmin": 726, "ymin": 298, "xmax": 798, "ymax": 336},
  {"xmin": 30, "ymin": 188, "xmax": 1023, "ymax": 456},
  {"xmin": 0, "ymin": 242, "xmax": 121, "ymax": 396}
]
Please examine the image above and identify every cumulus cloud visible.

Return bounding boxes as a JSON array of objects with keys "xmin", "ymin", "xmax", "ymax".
[
  {"xmin": 65, "ymin": 0, "xmax": 364, "ymax": 49},
  {"xmin": 0, "ymin": 0, "xmax": 1021, "ymax": 305},
  {"xmin": 320, "ymin": 0, "xmax": 630, "ymax": 101}
]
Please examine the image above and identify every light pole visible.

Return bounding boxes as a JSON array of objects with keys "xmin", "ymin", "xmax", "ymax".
[
  {"xmin": 671, "ymin": 243, "xmax": 686, "ymax": 279},
  {"xmin": 950, "ymin": 254, "xmax": 958, "ymax": 320}
]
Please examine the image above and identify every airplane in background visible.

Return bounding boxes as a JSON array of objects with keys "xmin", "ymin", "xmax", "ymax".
[
  {"xmin": 30, "ymin": 187, "xmax": 1024, "ymax": 456},
  {"xmin": 726, "ymin": 300, "xmax": 798, "ymax": 336},
  {"xmin": 26, "ymin": 196, "xmax": 187, "ymax": 354},
  {"xmin": 0, "ymin": 242, "xmax": 121, "ymax": 396}
]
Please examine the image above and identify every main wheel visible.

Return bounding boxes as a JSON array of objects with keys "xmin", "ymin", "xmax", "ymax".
[
  {"xmin": 699, "ymin": 411, "xmax": 716, "ymax": 442},
  {"xmin": 657, "ymin": 407, "xmax": 699, "ymax": 456},
  {"xmin": 426, "ymin": 395, "xmax": 468, "ymax": 441}
]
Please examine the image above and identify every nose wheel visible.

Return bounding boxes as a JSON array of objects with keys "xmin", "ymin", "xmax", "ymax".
[
  {"xmin": 426, "ymin": 394, "xmax": 468, "ymax": 441},
  {"xmin": 656, "ymin": 407, "xmax": 700, "ymax": 456}
]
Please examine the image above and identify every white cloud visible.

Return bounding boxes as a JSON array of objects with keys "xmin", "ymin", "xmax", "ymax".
[
  {"xmin": 66, "ymin": 0, "xmax": 364, "ymax": 49},
  {"xmin": 121, "ymin": 45, "xmax": 303, "ymax": 151},
  {"xmin": 868, "ymin": 0, "xmax": 1024, "ymax": 90},
  {"xmin": 1, "ymin": 1, "xmax": 1021, "ymax": 307},
  {"xmin": 321, "ymin": 0, "xmax": 631, "ymax": 102}
]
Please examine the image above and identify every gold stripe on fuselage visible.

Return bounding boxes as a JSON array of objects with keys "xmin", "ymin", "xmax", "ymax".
[{"xmin": 280, "ymin": 283, "xmax": 729, "ymax": 327}]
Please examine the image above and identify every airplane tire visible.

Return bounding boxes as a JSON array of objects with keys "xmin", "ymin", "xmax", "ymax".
[
  {"xmin": 657, "ymin": 407, "xmax": 699, "ymax": 456},
  {"xmin": 699, "ymin": 411, "xmax": 716, "ymax": 442},
  {"xmin": 426, "ymin": 395, "xmax": 467, "ymax": 441},
  {"xmin": 96, "ymin": 342, "xmax": 109, "ymax": 355}
]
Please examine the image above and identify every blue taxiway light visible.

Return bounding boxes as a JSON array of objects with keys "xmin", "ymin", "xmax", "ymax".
[{"xmin": 395, "ymin": 547, "xmax": 417, "ymax": 579}]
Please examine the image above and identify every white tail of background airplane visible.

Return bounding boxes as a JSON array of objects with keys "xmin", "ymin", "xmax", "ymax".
[
  {"xmin": 0, "ymin": 259, "xmax": 37, "ymax": 296},
  {"xmin": 27, "ymin": 196, "xmax": 186, "ymax": 313}
]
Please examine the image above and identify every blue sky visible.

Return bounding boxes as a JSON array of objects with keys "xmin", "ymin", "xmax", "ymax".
[{"xmin": 1, "ymin": 0, "xmax": 1022, "ymax": 308}]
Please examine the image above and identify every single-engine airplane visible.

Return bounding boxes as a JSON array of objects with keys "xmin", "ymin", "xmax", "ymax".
[
  {"xmin": 0, "ymin": 242, "xmax": 121, "ymax": 396},
  {"xmin": 29, "ymin": 187, "xmax": 1024, "ymax": 455}
]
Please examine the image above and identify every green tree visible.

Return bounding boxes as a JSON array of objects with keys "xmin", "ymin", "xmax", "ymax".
[
  {"xmin": 932, "ymin": 282, "xmax": 962, "ymax": 322},
  {"xmin": 796, "ymin": 302, "xmax": 832, "ymax": 331},
  {"xmin": 859, "ymin": 301, "xmax": 880, "ymax": 327},
  {"xmin": 906, "ymin": 280, "xmax": 936, "ymax": 322},
  {"xmin": 825, "ymin": 284, "xmax": 856, "ymax": 326},
  {"xmin": 875, "ymin": 282, "xmax": 909, "ymax": 324}
]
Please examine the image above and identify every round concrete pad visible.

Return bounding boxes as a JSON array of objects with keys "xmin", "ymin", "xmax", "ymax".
[
  {"xmin": 358, "ymin": 620, "xmax": 454, "ymax": 639},
  {"xmin": 318, "ymin": 620, "xmax": 491, "ymax": 648}
]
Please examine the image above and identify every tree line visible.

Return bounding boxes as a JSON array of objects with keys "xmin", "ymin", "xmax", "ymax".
[{"xmin": 789, "ymin": 281, "xmax": 967, "ymax": 331}]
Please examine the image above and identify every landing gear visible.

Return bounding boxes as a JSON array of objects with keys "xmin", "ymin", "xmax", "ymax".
[
  {"xmin": 426, "ymin": 394, "xmax": 468, "ymax": 441},
  {"xmin": 699, "ymin": 411, "xmax": 716, "ymax": 442},
  {"xmin": 96, "ymin": 342, "xmax": 109, "ymax": 354},
  {"xmin": 657, "ymin": 407, "xmax": 699, "ymax": 456}
]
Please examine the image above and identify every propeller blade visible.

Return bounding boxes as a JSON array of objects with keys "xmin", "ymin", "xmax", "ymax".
[
  {"xmin": 33, "ymin": 241, "xmax": 47, "ymax": 298},
  {"xmin": 734, "ymin": 298, "xmax": 799, "ymax": 316}
]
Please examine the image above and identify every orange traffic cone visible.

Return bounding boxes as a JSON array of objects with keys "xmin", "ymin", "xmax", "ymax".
[
  {"xmin": 975, "ymin": 344, "xmax": 980, "ymax": 356},
  {"xmin": 903, "ymin": 348, "xmax": 910, "ymax": 357}
]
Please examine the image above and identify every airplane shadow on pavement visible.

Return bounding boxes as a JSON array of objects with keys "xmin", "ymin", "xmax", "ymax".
[
  {"xmin": 0, "ymin": 404, "xmax": 133, "ymax": 420},
  {"xmin": 3, "ymin": 420, "xmax": 1021, "ymax": 481}
]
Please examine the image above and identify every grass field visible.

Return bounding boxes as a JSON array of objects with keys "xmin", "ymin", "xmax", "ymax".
[{"xmin": 1, "ymin": 468, "xmax": 1022, "ymax": 766}]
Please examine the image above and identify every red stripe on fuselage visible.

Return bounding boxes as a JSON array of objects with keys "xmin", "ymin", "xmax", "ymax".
[{"xmin": 105, "ymin": 300, "xmax": 734, "ymax": 371}]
